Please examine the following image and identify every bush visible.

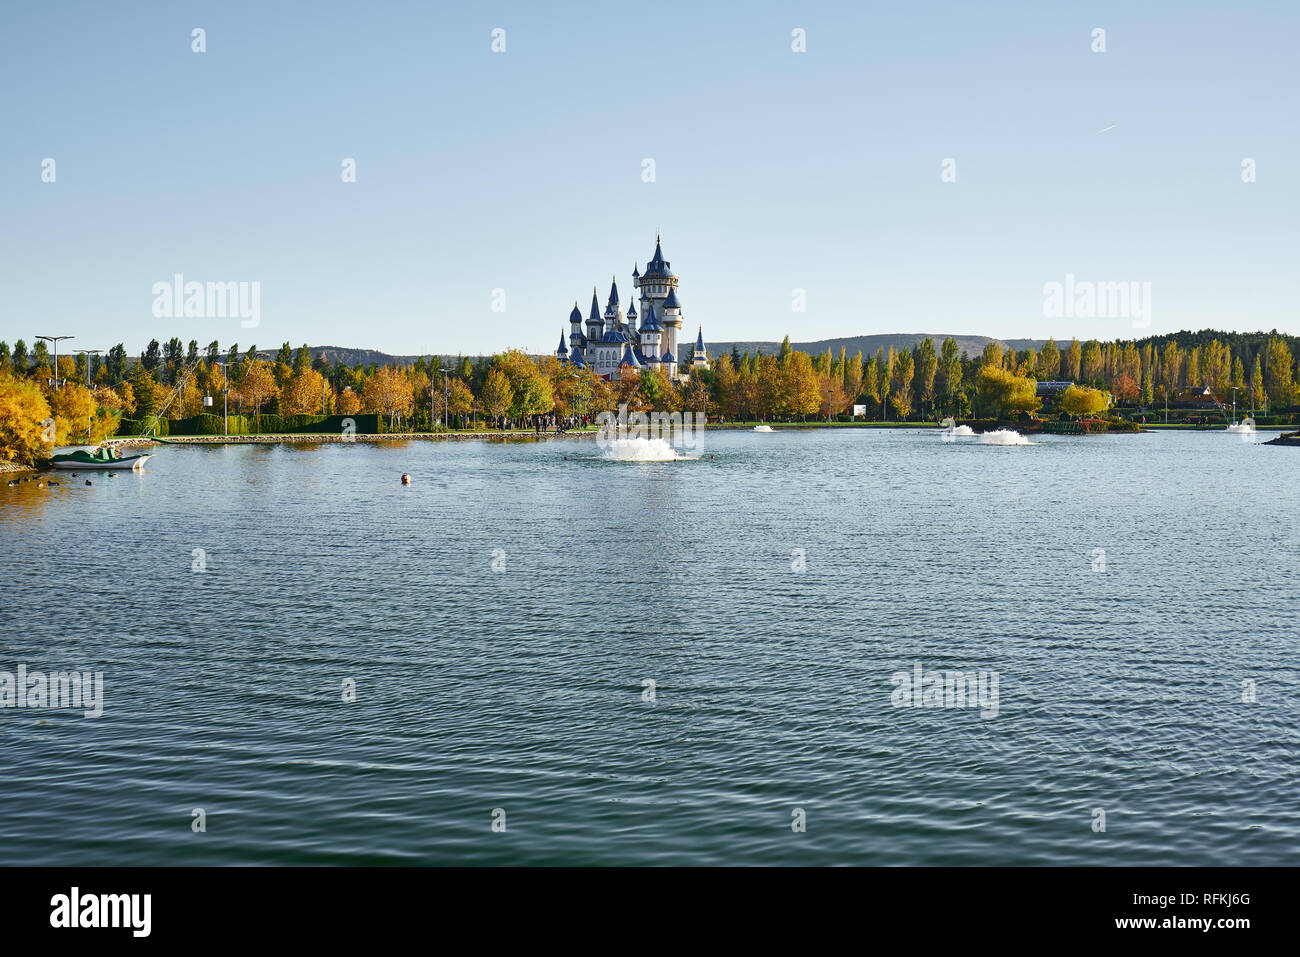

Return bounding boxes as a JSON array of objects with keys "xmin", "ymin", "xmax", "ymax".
[{"xmin": 117, "ymin": 416, "xmax": 169, "ymax": 437}]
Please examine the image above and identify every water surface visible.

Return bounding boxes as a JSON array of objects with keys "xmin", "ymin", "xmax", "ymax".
[{"xmin": 1, "ymin": 429, "xmax": 1296, "ymax": 864}]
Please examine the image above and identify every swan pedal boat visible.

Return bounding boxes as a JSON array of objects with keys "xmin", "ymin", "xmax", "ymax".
[{"xmin": 50, "ymin": 448, "xmax": 151, "ymax": 471}]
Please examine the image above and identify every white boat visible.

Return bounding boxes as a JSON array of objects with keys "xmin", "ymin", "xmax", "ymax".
[
  {"xmin": 1226, "ymin": 418, "xmax": 1255, "ymax": 434},
  {"xmin": 752, "ymin": 425, "xmax": 775, "ymax": 432},
  {"xmin": 49, "ymin": 448, "xmax": 151, "ymax": 471}
]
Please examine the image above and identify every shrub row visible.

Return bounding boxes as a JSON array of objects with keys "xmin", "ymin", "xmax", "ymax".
[{"xmin": 117, "ymin": 413, "xmax": 383, "ymax": 437}]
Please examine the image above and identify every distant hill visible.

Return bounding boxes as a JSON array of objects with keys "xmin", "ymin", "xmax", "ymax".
[
  {"xmin": 706, "ymin": 334, "xmax": 1049, "ymax": 360},
  {"xmin": 309, "ymin": 346, "xmax": 467, "ymax": 367},
  {"xmin": 309, "ymin": 336, "xmax": 1057, "ymax": 367}
]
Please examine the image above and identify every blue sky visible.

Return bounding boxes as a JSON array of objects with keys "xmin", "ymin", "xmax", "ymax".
[{"xmin": 1, "ymin": 1, "xmax": 1296, "ymax": 356}]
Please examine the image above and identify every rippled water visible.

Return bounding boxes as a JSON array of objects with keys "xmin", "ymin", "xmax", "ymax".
[{"xmin": 2, "ymin": 429, "xmax": 1297, "ymax": 865}]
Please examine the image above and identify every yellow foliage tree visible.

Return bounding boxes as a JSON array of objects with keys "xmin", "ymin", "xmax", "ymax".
[
  {"xmin": 280, "ymin": 367, "xmax": 327, "ymax": 416},
  {"xmin": 47, "ymin": 383, "xmax": 97, "ymax": 443},
  {"xmin": 976, "ymin": 365, "xmax": 1041, "ymax": 419},
  {"xmin": 361, "ymin": 366, "xmax": 415, "ymax": 427},
  {"xmin": 238, "ymin": 359, "xmax": 279, "ymax": 429},
  {"xmin": 1058, "ymin": 384, "xmax": 1108, "ymax": 418},
  {"xmin": 0, "ymin": 372, "xmax": 54, "ymax": 464}
]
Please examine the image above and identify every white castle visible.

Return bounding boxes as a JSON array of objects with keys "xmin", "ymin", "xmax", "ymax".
[{"xmin": 556, "ymin": 236, "xmax": 709, "ymax": 379}]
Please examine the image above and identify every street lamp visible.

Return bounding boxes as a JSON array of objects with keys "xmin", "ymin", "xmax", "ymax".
[
  {"xmin": 76, "ymin": 348, "xmax": 102, "ymax": 387},
  {"xmin": 216, "ymin": 361, "xmax": 230, "ymax": 435},
  {"xmin": 76, "ymin": 350, "xmax": 102, "ymax": 441},
  {"xmin": 439, "ymin": 367, "xmax": 453, "ymax": 431},
  {"xmin": 37, "ymin": 335, "xmax": 74, "ymax": 390}
]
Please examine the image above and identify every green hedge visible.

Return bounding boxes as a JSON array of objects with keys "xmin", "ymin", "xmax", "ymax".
[
  {"xmin": 117, "ymin": 416, "xmax": 169, "ymax": 437},
  {"xmin": 159, "ymin": 412, "xmax": 383, "ymax": 436}
]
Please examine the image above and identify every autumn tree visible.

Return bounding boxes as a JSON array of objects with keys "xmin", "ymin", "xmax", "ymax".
[
  {"xmin": 479, "ymin": 368, "xmax": 513, "ymax": 424},
  {"xmin": 889, "ymin": 348, "xmax": 915, "ymax": 419},
  {"xmin": 976, "ymin": 366, "xmax": 1040, "ymax": 419},
  {"xmin": 362, "ymin": 366, "xmax": 415, "ymax": 427},
  {"xmin": 0, "ymin": 372, "xmax": 53, "ymax": 464},
  {"xmin": 238, "ymin": 359, "xmax": 279, "ymax": 429},
  {"xmin": 1059, "ymin": 384, "xmax": 1108, "ymax": 418},
  {"xmin": 280, "ymin": 367, "xmax": 327, "ymax": 416}
]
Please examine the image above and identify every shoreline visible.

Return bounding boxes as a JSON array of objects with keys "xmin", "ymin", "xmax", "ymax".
[{"xmin": 3, "ymin": 421, "xmax": 1291, "ymax": 472}]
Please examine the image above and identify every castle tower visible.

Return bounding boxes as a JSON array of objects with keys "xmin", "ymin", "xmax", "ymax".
[
  {"xmin": 691, "ymin": 326, "xmax": 709, "ymax": 368},
  {"xmin": 660, "ymin": 286, "xmax": 683, "ymax": 369},
  {"xmin": 639, "ymin": 300, "xmax": 663, "ymax": 367},
  {"xmin": 584, "ymin": 288, "xmax": 603, "ymax": 347},
  {"xmin": 603, "ymin": 277, "xmax": 623, "ymax": 336},
  {"xmin": 568, "ymin": 302, "xmax": 586, "ymax": 356},
  {"xmin": 634, "ymin": 235, "xmax": 679, "ymax": 360}
]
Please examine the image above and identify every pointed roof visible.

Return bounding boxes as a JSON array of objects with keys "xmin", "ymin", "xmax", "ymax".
[
  {"xmin": 619, "ymin": 344, "xmax": 642, "ymax": 368},
  {"xmin": 660, "ymin": 349, "xmax": 675, "ymax": 364},
  {"xmin": 663, "ymin": 287, "xmax": 681, "ymax": 309},
  {"xmin": 632, "ymin": 263, "xmax": 640, "ymax": 278},
  {"xmin": 556, "ymin": 331, "xmax": 568, "ymax": 355},
  {"xmin": 644, "ymin": 235, "xmax": 672, "ymax": 276},
  {"xmin": 626, "ymin": 298, "xmax": 636, "ymax": 318},
  {"xmin": 569, "ymin": 349, "xmax": 586, "ymax": 367},
  {"xmin": 640, "ymin": 300, "xmax": 662, "ymax": 331},
  {"xmin": 607, "ymin": 276, "xmax": 619, "ymax": 306},
  {"xmin": 588, "ymin": 288, "xmax": 601, "ymax": 324},
  {"xmin": 695, "ymin": 326, "xmax": 705, "ymax": 351},
  {"xmin": 569, "ymin": 301, "xmax": 582, "ymax": 323}
]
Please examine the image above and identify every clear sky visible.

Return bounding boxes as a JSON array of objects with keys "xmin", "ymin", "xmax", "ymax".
[{"xmin": 2, "ymin": 1, "xmax": 1296, "ymax": 356}]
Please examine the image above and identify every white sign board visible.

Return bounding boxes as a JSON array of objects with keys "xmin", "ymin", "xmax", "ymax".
[{"xmin": 852, "ymin": 404, "xmax": 866, "ymax": 417}]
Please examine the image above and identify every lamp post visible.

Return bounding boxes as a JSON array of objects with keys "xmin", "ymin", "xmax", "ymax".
[
  {"xmin": 216, "ymin": 361, "xmax": 230, "ymax": 435},
  {"xmin": 37, "ymin": 335, "xmax": 74, "ymax": 390},
  {"xmin": 76, "ymin": 348, "xmax": 102, "ymax": 387},
  {"xmin": 76, "ymin": 350, "xmax": 102, "ymax": 441},
  {"xmin": 441, "ymin": 367, "xmax": 453, "ymax": 431}
]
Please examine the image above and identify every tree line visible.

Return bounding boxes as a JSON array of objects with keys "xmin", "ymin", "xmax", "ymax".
[{"xmin": 3, "ymin": 329, "xmax": 1300, "ymax": 464}]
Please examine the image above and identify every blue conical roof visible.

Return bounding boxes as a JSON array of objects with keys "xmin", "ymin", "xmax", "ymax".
[
  {"xmin": 569, "ymin": 301, "xmax": 582, "ymax": 323},
  {"xmin": 619, "ymin": 344, "xmax": 642, "ymax": 368},
  {"xmin": 644, "ymin": 235, "xmax": 672, "ymax": 276},
  {"xmin": 626, "ymin": 298, "xmax": 637, "ymax": 318},
  {"xmin": 660, "ymin": 349, "xmax": 675, "ymax": 364},
  {"xmin": 608, "ymin": 276, "xmax": 619, "ymax": 306},
  {"xmin": 640, "ymin": 300, "xmax": 662, "ymax": 331},
  {"xmin": 557, "ymin": 331, "xmax": 568, "ymax": 355},
  {"xmin": 588, "ymin": 289, "xmax": 601, "ymax": 324},
  {"xmin": 695, "ymin": 327, "xmax": 705, "ymax": 350},
  {"xmin": 663, "ymin": 287, "xmax": 681, "ymax": 309}
]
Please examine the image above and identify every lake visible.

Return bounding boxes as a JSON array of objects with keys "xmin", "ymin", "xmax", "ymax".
[{"xmin": 1, "ymin": 427, "xmax": 1297, "ymax": 865}]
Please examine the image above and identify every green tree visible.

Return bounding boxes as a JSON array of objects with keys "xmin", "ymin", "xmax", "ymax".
[
  {"xmin": 937, "ymin": 338, "xmax": 962, "ymax": 411},
  {"xmin": 913, "ymin": 338, "xmax": 937, "ymax": 416},
  {"xmin": 1264, "ymin": 337, "xmax": 1294, "ymax": 409}
]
